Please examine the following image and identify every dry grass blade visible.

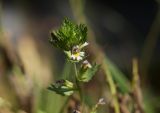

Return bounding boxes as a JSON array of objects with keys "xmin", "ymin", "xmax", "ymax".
[{"xmin": 132, "ymin": 58, "xmax": 145, "ymax": 113}]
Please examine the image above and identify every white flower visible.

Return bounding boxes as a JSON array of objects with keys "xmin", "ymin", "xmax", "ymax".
[
  {"xmin": 98, "ymin": 98, "xmax": 106, "ymax": 105},
  {"xmin": 82, "ymin": 60, "xmax": 92, "ymax": 69},
  {"xmin": 80, "ymin": 42, "xmax": 89, "ymax": 49},
  {"xmin": 71, "ymin": 51, "xmax": 85, "ymax": 61},
  {"xmin": 70, "ymin": 44, "xmax": 87, "ymax": 61},
  {"xmin": 65, "ymin": 42, "xmax": 89, "ymax": 62}
]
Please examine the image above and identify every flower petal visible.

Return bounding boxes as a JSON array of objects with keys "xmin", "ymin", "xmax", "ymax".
[{"xmin": 80, "ymin": 42, "xmax": 89, "ymax": 49}]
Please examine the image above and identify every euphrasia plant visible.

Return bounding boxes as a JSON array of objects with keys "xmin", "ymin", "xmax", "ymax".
[{"xmin": 48, "ymin": 18, "xmax": 104, "ymax": 113}]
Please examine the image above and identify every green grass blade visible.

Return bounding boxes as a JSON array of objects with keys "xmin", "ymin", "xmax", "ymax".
[{"xmin": 104, "ymin": 56, "xmax": 131, "ymax": 93}]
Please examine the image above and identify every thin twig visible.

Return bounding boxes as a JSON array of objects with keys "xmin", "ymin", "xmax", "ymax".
[{"xmin": 132, "ymin": 58, "xmax": 145, "ymax": 113}]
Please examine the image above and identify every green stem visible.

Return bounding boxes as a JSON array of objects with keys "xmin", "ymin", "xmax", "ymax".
[
  {"xmin": 103, "ymin": 60, "xmax": 120, "ymax": 113},
  {"xmin": 74, "ymin": 63, "xmax": 84, "ymax": 111}
]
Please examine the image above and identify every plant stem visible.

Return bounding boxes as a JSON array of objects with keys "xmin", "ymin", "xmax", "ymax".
[
  {"xmin": 69, "ymin": 1, "xmax": 120, "ymax": 113},
  {"xmin": 74, "ymin": 63, "xmax": 84, "ymax": 111},
  {"xmin": 132, "ymin": 58, "xmax": 145, "ymax": 113},
  {"xmin": 103, "ymin": 60, "xmax": 120, "ymax": 113}
]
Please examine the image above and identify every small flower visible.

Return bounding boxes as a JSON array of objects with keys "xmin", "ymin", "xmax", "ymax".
[
  {"xmin": 80, "ymin": 42, "xmax": 89, "ymax": 49},
  {"xmin": 64, "ymin": 42, "xmax": 89, "ymax": 62},
  {"xmin": 90, "ymin": 98, "xmax": 105, "ymax": 113},
  {"xmin": 62, "ymin": 41, "xmax": 89, "ymax": 62},
  {"xmin": 71, "ymin": 52, "xmax": 85, "ymax": 61},
  {"xmin": 71, "ymin": 45, "xmax": 85, "ymax": 61},
  {"xmin": 98, "ymin": 98, "xmax": 106, "ymax": 105},
  {"xmin": 81, "ymin": 60, "xmax": 92, "ymax": 69}
]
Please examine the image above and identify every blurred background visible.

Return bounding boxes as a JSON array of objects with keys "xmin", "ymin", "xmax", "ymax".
[{"xmin": 0, "ymin": 0, "xmax": 160, "ymax": 113}]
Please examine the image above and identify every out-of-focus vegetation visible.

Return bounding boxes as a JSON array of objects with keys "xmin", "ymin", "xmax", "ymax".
[{"xmin": 0, "ymin": 0, "xmax": 160, "ymax": 113}]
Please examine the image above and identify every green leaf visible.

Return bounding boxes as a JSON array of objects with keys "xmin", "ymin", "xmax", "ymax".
[
  {"xmin": 49, "ymin": 18, "xmax": 87, "ymax": 51},
  {"xmin": 78, "ymin": 63, "xmax": 100, "ymax": 82},
  {"xmin": 48, "ymin": 79, "xmax": 77, "ymax": 96}
]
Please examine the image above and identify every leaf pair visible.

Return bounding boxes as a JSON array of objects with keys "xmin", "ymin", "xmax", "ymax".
[
  {"xmin": 48, "ymin": 79, "xmax": 77, "ymax": 96},
  {"xmin": 48, "ymin": 63, "xmax": 100, "ymax": 96}
]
